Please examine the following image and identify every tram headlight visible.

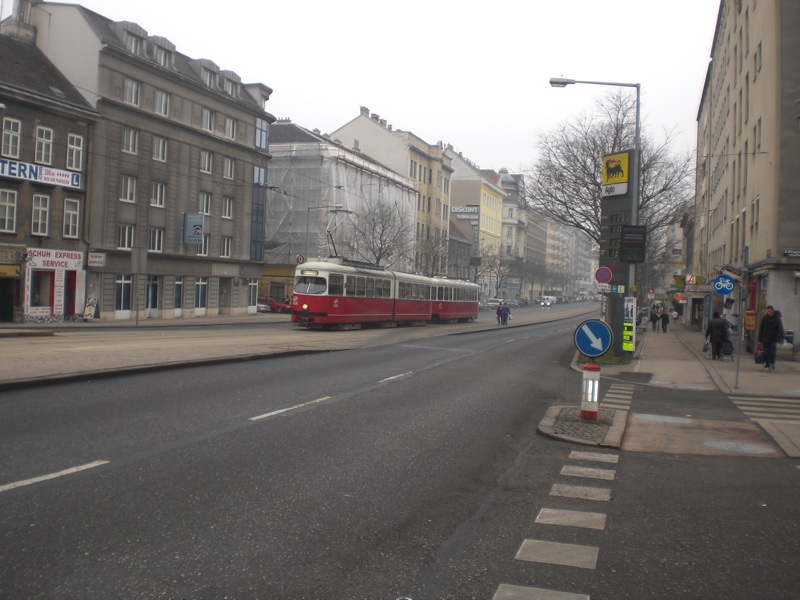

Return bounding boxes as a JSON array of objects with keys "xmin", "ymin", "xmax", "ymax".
[{"xmin": 302, "ymin": 303, "xmax": 309, "ymax": 311}]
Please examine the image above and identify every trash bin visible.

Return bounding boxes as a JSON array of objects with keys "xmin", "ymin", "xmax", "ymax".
[{"xmin": 785, "ymin": 329, "xmax": 794, "ymax": 345}]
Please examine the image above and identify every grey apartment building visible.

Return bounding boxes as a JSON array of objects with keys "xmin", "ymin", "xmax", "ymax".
[
  {"xmin": 3, "ymin": 1, "xmax": 276, "ymax": 321},
  {"xmin": 693, "ymin": 0, "xmax": 799, "ymax": 350}
]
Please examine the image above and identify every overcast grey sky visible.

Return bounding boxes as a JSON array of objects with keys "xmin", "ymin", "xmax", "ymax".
[{"xmin": 3, "ymin": 0, "xmax": 720, "ymax": 172}]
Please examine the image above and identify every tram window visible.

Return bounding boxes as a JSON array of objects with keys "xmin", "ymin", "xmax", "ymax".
[
  {"xmin": 294, "ymin": 276, "xmax": 326, "ymax": 295},
  {"xmin": 328, "ymin": 274, "xmax": 344, "ymax": 296},
  {"xmin": 366, "ymin": 277, "xmax": 375, "ymax": 298},
  {"xmin": 376, "ymin": 278, "xmax": 389, "ymax": 298},
  {"xmin": 345, "ymin": 275, "xmax": 357, "ymax": 296},
  {"xmin": 355, "ymin": 276, "xmax": 366, "ymax": 297}
]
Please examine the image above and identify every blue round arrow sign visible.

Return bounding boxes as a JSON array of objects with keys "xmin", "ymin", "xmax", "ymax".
[{"xmin": 574, "ymin": 319, "xmax": 613, "ymax": 358}]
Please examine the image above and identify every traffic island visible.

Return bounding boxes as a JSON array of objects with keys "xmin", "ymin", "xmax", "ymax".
[{"xmin": 538, "ymin": 406, "xmax": 628, "ymax": 448}]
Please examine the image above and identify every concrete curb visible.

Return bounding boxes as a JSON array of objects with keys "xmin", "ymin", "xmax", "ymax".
[{"xmin": 537, "ymin": 406, "xmax": 628, "ymax": 449}]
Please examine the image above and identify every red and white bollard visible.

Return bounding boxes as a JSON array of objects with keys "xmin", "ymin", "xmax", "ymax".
[{"xmin": 581, "ymin": 363, "xmax": 601, "ymax": 421}]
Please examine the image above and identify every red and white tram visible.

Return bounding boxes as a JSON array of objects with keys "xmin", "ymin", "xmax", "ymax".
[{"xmin": 292, "ymin": 258, "xmax": 480, "ymax": 329}]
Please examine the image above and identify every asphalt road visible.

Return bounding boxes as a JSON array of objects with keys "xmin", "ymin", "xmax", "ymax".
[{"xmin": 2, "ymin": 310, "xmax": 799, "ymax": 599}]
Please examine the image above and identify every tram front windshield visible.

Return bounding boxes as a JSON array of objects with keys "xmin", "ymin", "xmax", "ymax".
[{"xmin": 294, "ymin": 275, "xmax": 327, "ymax": 295}]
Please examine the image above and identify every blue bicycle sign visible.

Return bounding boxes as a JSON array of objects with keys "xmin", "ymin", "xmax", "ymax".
[{"xmin": 713, "ymin": 274, "xmax": 736, "ymax": 295}]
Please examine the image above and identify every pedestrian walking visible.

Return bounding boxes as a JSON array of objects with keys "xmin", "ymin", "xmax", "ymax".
[
  {"xmin": 650, "ymin": 309, "xmax": 659, "ymax": 332},
  {"xmin": 705, "ymin": 312, "xmax": 731, "ymax": 360},
  {"xmin": 498, "ymin": 302, "xmax": 511, "ymax": 326},
  {"xmin": 757, "ymin": 305, "xmax": 785, "ymax": 371},
  {"xmin": 660, "ymin": 310, "xmax": 669, "ymax": 333}
]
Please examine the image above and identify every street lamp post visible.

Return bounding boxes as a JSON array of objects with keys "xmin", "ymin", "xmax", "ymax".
[{"xmin": 549, "ymin": 76, "xmax": 641, "ymax": 293}]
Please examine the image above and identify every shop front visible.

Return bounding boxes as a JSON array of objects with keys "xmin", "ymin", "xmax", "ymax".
[{"xmin": 23, "ymin": 248, "xmax": 86, "ymax": 322}]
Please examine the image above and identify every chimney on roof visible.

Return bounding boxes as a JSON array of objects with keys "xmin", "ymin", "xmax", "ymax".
[
  {"xmin": 371, "ymin": 113, "xmax": 380, "ymax": 121},
  {"xmin": 387, "ymin": 124, "xmax": 392, "ymax": 131},
  {"xmin": 379, "ymin": 119, "xmax": 387, "ymax": 127},
  {"xmin": 360, "ymin": 106, "xmax": 369, "ymax": 116}
]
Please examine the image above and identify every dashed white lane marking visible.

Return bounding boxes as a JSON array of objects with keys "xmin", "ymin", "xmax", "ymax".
[
  {"xmin": 378, "ymin": 371, "xmax": 413, "ymax": 383},
  {"xmin": 560, "ymin": 465, "xmax": 616, "ymax": 481},
  {"xmin": 0, "ymin": 460, "xmax": 109, "ymax": 493},
  {"xmin": 249, "ymin": 397, "xmax": 330, "ymax": 421},
  {"xmin": 515, "ymin": 539, "xmax": 599, "ymax": 569},
  {"xmin": 536, "ymin": 508, "xmax": 607, "ymax": 530},
  {"xmin": 569, "ymin": 450, "xmax": 619, "ymax": 463},
  {"xmin": 551, "ymin": 483, "xmax": 611, "ymax": 501},
  {"xmin": 492, "ymin": 583, "xmax": 590, "ymax": 600}
]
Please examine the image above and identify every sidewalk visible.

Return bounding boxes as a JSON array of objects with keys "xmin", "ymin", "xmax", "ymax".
[{"xmin": 539, "ymin": 325, "xmax": 800, "ymax": 457}]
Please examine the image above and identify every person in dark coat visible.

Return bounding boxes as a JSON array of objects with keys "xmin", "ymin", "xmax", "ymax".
[
  {"xmin": 650, "ymin": 309, "xmax": 659, "ymax": 332},
  {"xmin": 705, "ymin": 311, "xmax": 731, "ymax": 360},
  {"xmin": 660, "ymin": 310, "xmax": 669, "ymax": 333},
  {"xmin": 498, "ymin": 302, "xmax": 511, "ymax": 326},
  {"xmin": 757, "ymin": 305, "xmax": 785, "ymax": 371}
]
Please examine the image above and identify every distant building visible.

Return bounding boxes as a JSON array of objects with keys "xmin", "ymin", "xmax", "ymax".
[
  {"xmin": 330, "ymin": 107, "xmax": 453, "ymax": 275},
  {"xmin": 263, "ymin": 119, "xmax": 416, "ymax": 297},
  {"xmin": 9, "ymin": 0, "xmax": 276, "ymax": 321},
  {"xmin": 693, "ymin": 0, "xmax": 799, "ymax": 344}
]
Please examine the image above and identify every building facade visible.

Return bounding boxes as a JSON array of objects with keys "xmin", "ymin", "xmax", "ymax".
[
  {"xmin": 0, "ymin": 28, "xmax": 98, "ymax": 323},
  {"xmin": 330, "ymin": 107, "xmax": 453, "ymax": 276},
  {"xmin": 694, "ymin": 0, "xmax": 799, "ymax": 348},
  {"xmin": 15, "ymin": 1, "xmax": 276, "ymax": 321}
]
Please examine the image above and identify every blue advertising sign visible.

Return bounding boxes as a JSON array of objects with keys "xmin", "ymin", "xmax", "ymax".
[
  {"xmin": 713, "ymin": 274, "xmax": 736, "ymax": 295},
  {"xmin": 183, "ymin": 213, "xmax": 204, "ymax": 244},
  {"xmin": 574, "ymin": 319, "xmax": 613, "ymax": 358}
]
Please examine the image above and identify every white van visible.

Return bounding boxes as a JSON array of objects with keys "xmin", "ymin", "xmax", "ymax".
[{"xmin": 539, "ymin": 295, "xmax": 557, "ymax": 307}]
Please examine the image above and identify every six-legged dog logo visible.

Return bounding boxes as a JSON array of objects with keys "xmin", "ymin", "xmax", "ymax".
[{"xmin": 605, "ymin": 158, "xmax": 625, "ymax": 179}]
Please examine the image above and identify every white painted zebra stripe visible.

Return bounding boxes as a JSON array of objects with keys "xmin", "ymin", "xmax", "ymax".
[
  {"xmin": 569, "ymin": 450, "xmax": 619, "ymax": 463},
  {"xmin": 492, "ymin": 583, "xmax": 589, "ymax": 600}
]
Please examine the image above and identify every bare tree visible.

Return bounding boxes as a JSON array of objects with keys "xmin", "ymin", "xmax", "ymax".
[
  {"xmin": 527, "ymin": 90, "xmax": 695, "ymax": 246},
  {"xmin": 416, "ymin": 235, "xmax": 449, "ymax": 278},
  {"xmin": 350, "ymin": 198, "xmax": 413, "ymax": 269}
]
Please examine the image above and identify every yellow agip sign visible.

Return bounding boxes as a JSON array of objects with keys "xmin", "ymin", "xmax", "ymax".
[{"xmin": 601, "ymin": 151, "xmax": 630, "ymax": 197}]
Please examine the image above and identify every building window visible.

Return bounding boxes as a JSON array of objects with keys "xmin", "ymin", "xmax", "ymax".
[
  {"xmin": 200, "ymin": 150, "xmax": 213, "ymax": 173},
  {"xmin": 223, "ymin": 157, "xmax": 235, "ymax": 179},
  {"xmin": 151, "ymin": 182, "xmax": 166, "ymax": 207},
  {"xmin": 120, "ymin": 175, "xmax": 137, "ymax": 203},
  {"xmin": 118, "ymin": 224, "xmax": 135, "ymax": 249},
  {"xmin": 202, "ymin": 108, "xmax": 214, "ymax": 132},
  {"xmin": 224, "ymin": 78, "xmax": 239, "ymax": 97},
  {"xmin": 126, "ymin": 32, "xmax": 143, "ymax": 55},
  {"xmin": 32, "ymin": 194, "xmax": 49, "ymax": 236},
  {"xmin": 124, "ymin": 77, "xmax": 141, "ymax": 106},
  {"xmin": 255, "ymin": 117, "xmax": 269, "ymax": 150},
  {"xmin": 198, "ymin": 234, "xmax": 210, "ymax": 256},
  {"xmin": 154, "ymin": 45, "xmax": 171, "ymax": 68},
  {"xmin": 66, "ymin": 134, "xmax": 83, "ymax": 171},
  {"xmin": 199, "ymin": 191, "xmax": 212, "ymax": 215},
  {"xmin": 122, "ymin": 127, "xmax": 139, "ymax": 154},
  {"xmin": 174, "ymin": 276, "xmax": 183, "ymax": 309},
  {"xmin": 195, "ymin": 277, "xmax": 208, "ymax": 308},
  {"xmin": 202, "ymin": 68, "xmax": 216, "ymax": 87},
  {"xmin": 222, "ymin": 196, "xmax": 234, "ymax": 219},
  {"xmin": 152, "ymin": 136, "xmax": 168, "ymax": 161},
  {"xmin": 148, "ymin": 227, "xmax": 164, "ymax": 252},
  {"xmin": 253, "ymin": 165, "xmax": 266, "ymax": 186},
  {"xmin": 35, "ymin": 126, "xmax": 54, "ymax": 165},
  {"xmin": 225, "ymin": 116, "xmax": 237, "ymax": 140},
  {"xmin": 2, "ymin": 118, "xmax": 21, "ymax": 158},
  {"xmin": 154, "ymin": 89, "xmax": 170, "ymax": 117},
  {"xmin": 115, "ymin": 274, "xmax": 132, "ymax": 310},
  {"xmin": 63, "ymin": 198, "xmax": 80, "ymax": 238},
  {"xmin": 0, "ymin": 189, "xmax": 17, "ymax": 232},
  {"xmin": 220, "ymin": 236, "xmax": 232, "ymax": 258}
]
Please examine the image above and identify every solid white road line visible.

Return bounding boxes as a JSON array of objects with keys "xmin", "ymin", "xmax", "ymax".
[{"xmin": 0, "ymin": 460, "xmax": 109, "ymax": 494}]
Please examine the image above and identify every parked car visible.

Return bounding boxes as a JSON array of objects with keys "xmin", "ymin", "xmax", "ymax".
[
  {"xmin": 514, "ymin": 297, "xmax": 529, "ymax": 307},
  {"xmin": 257, "ymin": 296, "xmax": 291, "ymax": 313},
  {"xmin": 504, "ymin": 299, "xmax": 520, "ymax": 308},
  {"xmin": 487, "ymin": 298, "xmax": 503, "ymax": 309}
]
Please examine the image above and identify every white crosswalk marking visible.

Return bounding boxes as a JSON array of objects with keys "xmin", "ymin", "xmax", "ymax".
[
  {"xmin": 729, "ymin": 395, "xmax": 800, "ymax": 422},
  {"xmin": 600, "ymin": 382, "xmax": 634, "ymax": 411}
]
